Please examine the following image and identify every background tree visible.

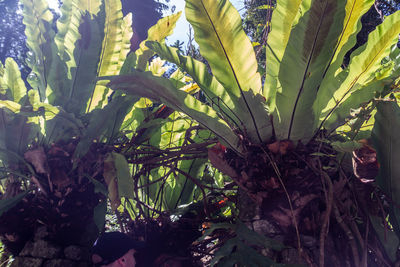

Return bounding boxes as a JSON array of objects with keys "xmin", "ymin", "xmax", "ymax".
[
  {"xmin": 0, "ymin": 0, "xmax": 29, "ymax": 79},
  {"xmin": 242, "ymin": 0, "xmax": 274, "ymax": 71},
  {"xmin": 242, "ymin": 0, "xmax": 400, "ymax": 69},
  {"xmin": 121, "ymin": 0, "xmax": 171, "ymax": 50}
]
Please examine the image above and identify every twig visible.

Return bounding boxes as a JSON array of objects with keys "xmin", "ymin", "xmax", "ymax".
[
  {"xmin": 137, "ymin": 169, "xmax": 173, "ymax": 189},
  {"xmin": 152, "ymin": 167, "xmax": 170, "ymax": 217},
  {"xmin": 134, "ymin": 197, "xmax": 163, "ymax": 216},
  {"xmin": 260, "ymin": 147, "xmax": 304, "ymax": 261},
  {"xmin": 361, "ymin": 220, "xmax": 369, "ymax": 267},
  {"xmin": 367, "ymin": 243, "xmax": 392, "ymax": 267},
  {"xmin": 172, "ymin": 167, "xmax": 210, "ymax": 218},
  {"xmin": 294, "ymin": 151, "xmax": 333, "ymax": 266},
  {"xmin": 333, "ymin": 202, "xmax": 360, "ymax": 267},
  {"xmin": 116, "ymin": 210, "xmax": 126, "ymax": 233},
  {"xmin": 318, "ymin": 168, "xmax": 334, "ymax": 267},
  {"xmin": 350, "ymin": 219, "xmax": 365, "ymax": 252}
]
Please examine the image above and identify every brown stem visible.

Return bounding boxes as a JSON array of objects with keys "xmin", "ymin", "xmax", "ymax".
[
  {"xmin": 319, "ymin": 170, "xmax": 334, "ymax": 267},
  {"xmin": 333, "ymin": 202, "xmax": 360, "ymax": 267},
  {"xmin": 137, "ymin": 169, "xmax": 173, "ymax": 189},
  {"xmin": 135, "ymin": 198, "xmax": 163, "ymax": 215},
  {"xmin": 260, "ymin": 147, "xmax": 303, "ymax": 261},
  {"xmin": 116, "ymin": 210, "xmax": 126, "ymax": 233},
  {"xmin": 172, "ymin": 167, "xmax": 210, "ymax": 218},
  {"xmin": 360, "ymin": 220, "xmax": 369, "ymax": 267}
]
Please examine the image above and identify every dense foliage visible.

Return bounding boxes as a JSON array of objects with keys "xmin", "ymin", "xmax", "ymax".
[
  {"xmin": 0, "ymin": 0, "xmax": 400, "ymax": 266},
  {"xmin": 109, "ymin": 0, "xmax": 400, "ymax": 265}
]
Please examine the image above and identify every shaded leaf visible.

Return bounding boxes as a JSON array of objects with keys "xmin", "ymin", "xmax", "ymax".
[
  {"xmin": 371, "ymin": 100, "xmax": 400, "ymax": 234},
  {"xmin": 316, "ymin": 11, "xmax": 400, "ymax": 130},
  {"xmin": 113, "ymin": 152, "xmax": 135, "ymax": 200},
  {"xmin": 0, "ymin": 191, "xmax": 30, "ymax": 217},
  {"xmin": 107, "ymin": 72, "xmax": 243, "ymax": 155}
]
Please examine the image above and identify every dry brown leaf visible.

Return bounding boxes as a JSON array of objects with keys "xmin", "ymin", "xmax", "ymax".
[
  {"xmin": 24, "ymin": 147, "xmax": 49, "ymax": 175},
  {"xmin": 51, "ymin": 169, "xmax": 73, "ymax": 191},
  {"xmin": 208, "ymin": 148, "xmax": 237, "ymax": 178},
  {"xmin": 352, "ymin": 140, "xmax": 379, "ymax": 182}
]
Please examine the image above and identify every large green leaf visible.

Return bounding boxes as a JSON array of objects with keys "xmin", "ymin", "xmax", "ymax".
[
  {"xmin": 263, "ymin": 0, "xmax": 302, "ymax": 111},
  {"xmin": 45, "ymin": 0, "xmax": 106, "ymax": 115},
  {"xmin": 113, "ymin": 152, "xmax": 135, "ymax": 200},
  {"xmin": 323, "ymin": 0, "xmax": 374, "ymax": 78},
  {"xmin": 55, "ymin": 0, "xmax": 84, "ymax": 72},
  {"xmin": 135, "ymin": 12, "xmax": 182, "ymax": 71},
  {"xmin": 1, "ymin": 58, "xmax": 27, "ymax": 104},
  {"xmin": 22, "ymin": 0, "xmax": 55, "ymax": 101},
  {"xmin": 145, "ymin": 42, "xmax": 241, "ymax": 133},
  {"xmin": 0, "ymin": 191, "xmax": 30, "ymax": 217},
  {"xmin": 87, "ymin": 0, "xmax": 132, "ymax": 111},
  {"xmin": 186, "ymin": 0, "xmax": 261, "ymax": 96},
  {"xmin": 74, "ymin": 94, "xmax": 136, "ymax": 159},
  {"xmin": 371, "ymin": 101, "xmax": 400, "ymax": 234},
  {"xmin": 324, "ymin": 45, "xmax": 400, "ymax": 131},
  {"xmin": 54, "ymin": 0, "xmax": 103, "ymax": 84},
  {"xmin": 107, "ymin": 72, "xmax": 244, "ymax": 155},
  {"xmin": 316, "ymin": 10, "xmax": 400, "ymax": 130},
  {"xmin": 59, "ymin": 11, "xmax": 105, "ymax": 115},
  {"xmin": 75, "ymin": 0, "xmax": 102, "ymax": 15},
  {"xmin": 269, "ymin": 0, "xmax": 347, "ymax": 141},
  {"xmin": 185, "ymin": 0, "xmax": 272, "ymax": 144},
  {"xmin": 44, "ymin": 10, "xmax": 105, "ymax": 143},
  {"xmin": 0, "ymin": 58, "xmax": 39, "ymax": 163}
]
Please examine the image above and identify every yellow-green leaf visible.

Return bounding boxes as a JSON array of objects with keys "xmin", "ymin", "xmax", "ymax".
[
  {"xmin": 317, "ymin": 10, "xmax": 400, "ymax": 129},
  {"xmin": 2, "ymin": 58, "xmax": 27, "ymax": 103},
  {"xmin": 108, "ymin": 72, "xmax": 244, "ymax": 155},
  {"xmin": 135, "ymin": 12, "xmax": 181, "ymax": 71},
  {"xmin": 87, "ymin": 1, "xmax": 133, "ymax": 112},
  {"xmin": 186, "ymin": 0, "xmax": 261, "ymax": 96},
  {"xmin": 0, "ymin": 100, "xmax": 22, "ymax": 113},
  {"xmin": 264, "ymin": 0, "xmax": 302, "ymax": 110},
  {"xmin": 22, "ymin": 0, "xmax": 55, "ymax": 101}
]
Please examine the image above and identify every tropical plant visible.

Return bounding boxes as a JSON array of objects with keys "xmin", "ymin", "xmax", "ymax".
[
  {"xmin": 0, "ymin": 0, "xmax": 196, "ymax": 265},
  {"xmin": 108, "ymin": 0, "xmax": 400, "ymax": 265},
  {"xmin": 0, "ymin": 0, "xmax": 233, "ymax": 264},
  {"xmin": 242, "ymin": 0, "xmax": 274, "ymax": 69}
]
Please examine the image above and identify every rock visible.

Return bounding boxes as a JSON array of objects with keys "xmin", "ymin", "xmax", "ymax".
[
  {"xmin": 34, "ymin": 226, "xmax": 49, "ymax": 241},
  {"xmin": 281, "ymin": 248, "xmax": 305, "ymax": 264},
  {"xmin": 64, "ymin": 245, "xmax": 90, "ymax": 261},
  {"xmin": 42, "ymin": 259, "xmax": 76, "ymax": 267},
  {"xmin": 252, "ymin": 219, "xmax": 278, "ymax": 235},
  {"xmin": 10, "ymin": 256, "xmax": 43, "ymax": 267},
  {"xmin": 20, "ymin": 240, "xmax": 62, "ymax": 258},
  {"xmin": 30, "ymin": 240, "xmax": 62, "ymax": 258},
  {"xmin": 19, "ymin": 241, "xmax": 34, "ymax": 256}
]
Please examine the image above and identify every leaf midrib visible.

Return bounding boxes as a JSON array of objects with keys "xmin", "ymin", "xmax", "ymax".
[
  {"xmin": 199, "ymin": 0, "xmax": 262, "ymax": 143},
  {"xmin": 287, "ymin": 0, "xmax": 329, "ymax": 139}
]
